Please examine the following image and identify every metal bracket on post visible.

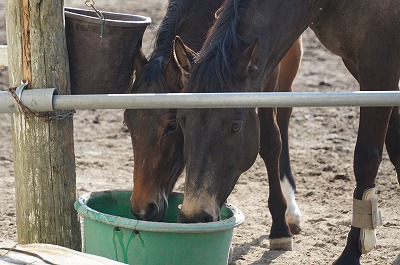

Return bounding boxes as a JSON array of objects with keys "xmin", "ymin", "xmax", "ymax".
[
  {"xmin": 12, "ymin": 80, "xmax": 30, "ymax": 113},
  {"xmin": 1, "ymin": 80, "xmax": 60, "ymax": 117},
  {"xmin": 16, "ymin": 79, "xmax": 28, "ymax": 100}
]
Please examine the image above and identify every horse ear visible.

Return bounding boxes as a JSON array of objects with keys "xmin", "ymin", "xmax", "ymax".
[
  {"xmin": 235, "ymin": 38, "xmax": 259, "ymax": 77},
  {"xmin": 173, "ymin": 36, "xmax": 197, "ymax": 72},
  {"xmin": 164, "ymin": 36, "xmax": 197, "ymax": 92},
  {"xmin": 133, "ymin": 48, "xmax": 148, "ymax": 78},
  {"xmin": 165, "ymin": 39, "xmax": 182, "ymax": 78}
]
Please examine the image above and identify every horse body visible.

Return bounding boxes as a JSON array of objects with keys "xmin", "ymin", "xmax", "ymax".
[{"xmin": 176, "ymin": 0, "xmax": 400, "ymax": 263}]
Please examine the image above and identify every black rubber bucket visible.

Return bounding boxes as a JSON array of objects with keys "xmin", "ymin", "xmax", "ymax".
[{"xmin": 65, "ymin": 7, "xmax": 151, "ymax": 94}]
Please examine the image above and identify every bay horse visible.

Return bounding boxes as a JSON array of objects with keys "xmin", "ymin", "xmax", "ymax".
[
  {"xmin": 124, "ymin": 0, "xmax": 303, "ymax": 234},
  {"xmin": 175, "ymin": 0, "xmax": 400, "ymax": 264}
]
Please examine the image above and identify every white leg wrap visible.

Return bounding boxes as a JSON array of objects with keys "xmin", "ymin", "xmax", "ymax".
[{"xmin": 351, "ymin": 187, "xmax": 383, "ymax": 254}]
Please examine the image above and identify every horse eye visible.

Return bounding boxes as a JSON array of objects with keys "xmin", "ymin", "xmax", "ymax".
[
  {"xmin": 166, "ymin": 121, "xmax": 178, "ymax": 132},
  {"xmin": 231, "ymin": 123, "xmax": 242, "ymax": 133}
]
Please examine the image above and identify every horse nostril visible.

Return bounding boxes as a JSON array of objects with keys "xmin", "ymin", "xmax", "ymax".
[
  {"xmin": 198, "ymin": 211, "xmax": 214, "ymax": 223},
  {"xmin": 177, "ymin": 211, "xmax": 190, "ymax": 223},
  {"xmin": 145, "ymin": 202, "xmax": 160, "ymax": 220}
]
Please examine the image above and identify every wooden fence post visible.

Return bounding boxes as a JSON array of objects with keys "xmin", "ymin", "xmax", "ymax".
[{"xmin": 6, "ymin": 0, "xmax": 81, "ymax": 250}]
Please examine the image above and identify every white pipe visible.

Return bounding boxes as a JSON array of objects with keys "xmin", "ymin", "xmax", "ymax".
[
  {"xmin": 0, "ymin": 89, "xmax": 56, "ymax": 113},
  {"xmin": 53, "ymin": 91, "xmax": 400, "ymax": 110},
  {"xmin": 1, "ymin": 90, "xmax": 400, "ymax": 114}
]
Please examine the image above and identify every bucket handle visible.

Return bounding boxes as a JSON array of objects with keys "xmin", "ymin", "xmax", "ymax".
[{"xmin": 84, "ymin": 0, "xmax": 105, "ymax": 37}]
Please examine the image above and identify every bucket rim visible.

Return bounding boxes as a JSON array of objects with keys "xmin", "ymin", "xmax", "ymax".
[
  {"xmin": 65, "ymin": 7, "xmax": 151, "ymax": 28},
  {"xmin": 74, "ymin": 189, "xmax": 245, "ymax": 233}
]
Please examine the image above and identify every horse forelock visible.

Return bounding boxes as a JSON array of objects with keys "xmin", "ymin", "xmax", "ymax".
[
  {"xmin": 186, "ymin": 0, "xmax": 251, "ymax": 93},
  {"xmin": 133, "ymin": 57, "xmax": 170, "ymax": 93}
]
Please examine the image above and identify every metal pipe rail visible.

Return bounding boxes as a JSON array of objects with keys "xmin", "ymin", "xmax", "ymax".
[{"xmin": 1, "ymin": 90, "xmax": 400, "ymax": 113}]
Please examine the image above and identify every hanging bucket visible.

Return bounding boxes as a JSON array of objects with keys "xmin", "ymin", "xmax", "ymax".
[{"xmin": 65, "ymin": 7, "xmax": 151, "ymax": 94}]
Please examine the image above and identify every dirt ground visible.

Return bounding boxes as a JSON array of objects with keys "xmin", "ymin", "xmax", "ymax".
[{"xmin": 0, "ymin": 1, "xmax": 399, "ymax": 264}]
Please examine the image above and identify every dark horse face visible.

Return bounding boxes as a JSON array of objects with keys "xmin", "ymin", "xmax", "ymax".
[
  {"xmin": 176, "ymin": 38, "xmax": 262, "ymax": 222},
  {"xmin": 177, "ymin": 108, "xmax": 260, "ymax": 222},
  {"xmin": 124, "ymin": 39, "xmax": 196, "ymax": 221}
]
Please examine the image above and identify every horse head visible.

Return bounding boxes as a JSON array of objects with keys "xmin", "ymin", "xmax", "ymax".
[
  {"xmin": 124, "ymin": 38, "xmax": 196, "ymax": 221},
  {"xmin": 176, "ymin": 38, "xmax": 261, "ymax": 222},
  {"xmin": 177, "ymin": 108, "xmax": 260, "ymax": 222}
]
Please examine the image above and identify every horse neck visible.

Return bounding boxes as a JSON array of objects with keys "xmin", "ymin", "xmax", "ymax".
[
  {"xmin": 236, "ymin": 0, "xmax": 326, "ymax": 82},
  {"xmin": 152, "ymin": 0, "xmax": 224, "ymax": 60},
  {"xmin": 176, "ymin": 0, "xmax": 225, "ymax": 52}
]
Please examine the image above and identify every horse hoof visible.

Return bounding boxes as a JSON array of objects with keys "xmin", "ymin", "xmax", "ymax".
[
  {"xmin": 289, "ymin": 222, "xmax": 301, "ymax": 235},
  {"xmin": 269, "ymin": 237, "xmax": 293, "ymax": 250}
]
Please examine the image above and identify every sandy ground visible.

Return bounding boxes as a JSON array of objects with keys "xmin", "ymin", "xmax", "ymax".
[{"xmin": 0, "ymin": 1, "xmax": 399, "ymax": 264}]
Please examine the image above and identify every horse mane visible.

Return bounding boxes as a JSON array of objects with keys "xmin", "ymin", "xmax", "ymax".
[
  {"xmin": 187, "ymin": 0, "xmax": 250, "ymax": 93},
  {"xmin": 133, "ymin": 0, "xmax": 197, "ymax": 93}
]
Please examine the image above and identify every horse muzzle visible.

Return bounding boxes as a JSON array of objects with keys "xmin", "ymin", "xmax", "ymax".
[
  {"xmin": 131, "ymin": 198, "xmax": 168, "ymax": 222},
  {"xmin": 178, "ymin": 209, "xmax": 217, "ymax": 223},
  {"xmin": 177, "ymin": 194, "xmax": 220, "ymax": 223}
]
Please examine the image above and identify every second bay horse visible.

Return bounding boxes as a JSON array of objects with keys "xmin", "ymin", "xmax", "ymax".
[{"xmin": 175, "ymin": 0, "xmax": 400, "ymax": 264}]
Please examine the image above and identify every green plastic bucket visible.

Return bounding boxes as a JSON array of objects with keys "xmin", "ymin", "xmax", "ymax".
[{"xmin": 74, "ymin": 190, "xmax": 245, "ymax": 265}]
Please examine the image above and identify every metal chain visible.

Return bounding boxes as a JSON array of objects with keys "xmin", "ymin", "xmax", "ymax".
[
  {"xmin": 85, "ymin": 0, "xmax": 104, "ymax": 20},
  {"xmin": 46, "ymin": 110, "xmax": 76, "ymax": 121},
  {"xmin": 84, "ymin": 0, "xmax": 105, "ymax": 37},
  {"xmin": 84, "ymin": 0, "xmax": 95, "ymax": 7},
  {"xmin": 8, "ymin": 85, "xmax": 75, "ymax": 122}
]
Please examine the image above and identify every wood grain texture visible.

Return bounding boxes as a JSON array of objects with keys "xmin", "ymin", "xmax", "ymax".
[{"xmin": 6, "ymin": 0, "xmax": 81, "ymax": 250}]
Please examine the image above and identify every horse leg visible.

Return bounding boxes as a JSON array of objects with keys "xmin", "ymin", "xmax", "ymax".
[
  {"xmin": 277, "ymin": 107, "xmax": 302, "ymax": 234},
  {"xmin": 259, "ymin": 106, "xmax": 293, "ymax": 250},
  {"xmin": 344, "ymin": 57, "xmax": 400, "ymax": 182},
  {"xmin": 385, "ymin": 107, "xmax": 400, "ymax": 183},
  {"xmin": 334, "ymin": 106, "xmax": 391, "ymax": 265},
  {"xmin": 276, "ymin": 37, "xmax": 303, "ymax": 234},
  {"xmin": 259, "ymin": 67, "xmax": 292, "ymax": 250},
  {"xmin": 334, "ymin": 48, "xmax": 398, "ymax": 263}
]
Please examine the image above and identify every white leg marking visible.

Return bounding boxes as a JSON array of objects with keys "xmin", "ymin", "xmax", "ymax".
[{"xmin": 281, "ymin": 177, "xmax": 301, "ymax": 229}]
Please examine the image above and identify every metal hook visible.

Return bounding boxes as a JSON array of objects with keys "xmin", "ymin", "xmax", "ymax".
[{"xmin": 84, "ymin": 0, "xmax": 105, "ymax": 37}]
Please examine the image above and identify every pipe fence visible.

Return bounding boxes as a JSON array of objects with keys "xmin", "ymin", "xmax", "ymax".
[
  {"xmin": 1, "ymin": 89, "xmax": 400, "ymax": 114},
  {"xmin": 0, "ymin": 46, "xmax": 399, "ymax": 113}
]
